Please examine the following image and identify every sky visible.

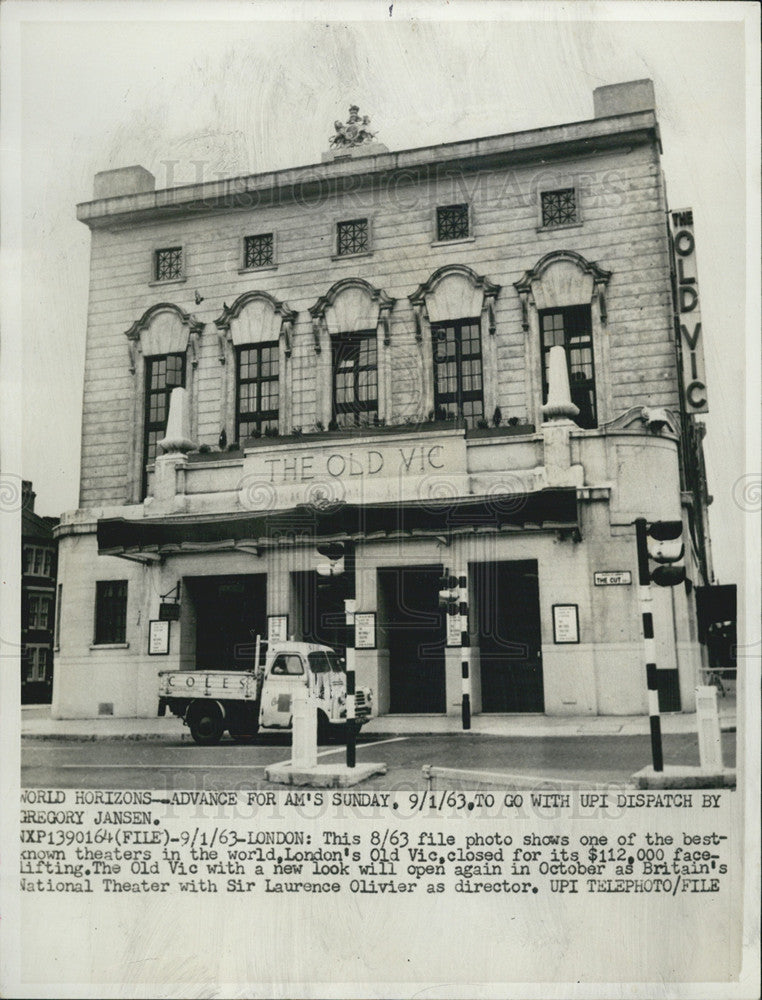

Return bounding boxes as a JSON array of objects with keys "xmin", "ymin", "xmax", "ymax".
[{"xmin": 2, "ymin": 0, "xmax": 758, "ymax": 589}]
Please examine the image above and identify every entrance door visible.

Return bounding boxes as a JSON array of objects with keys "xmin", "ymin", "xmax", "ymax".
[
  {"xmin": 189, "ymin": 575, "xmax": 266, "ymax": 670},
  {"xmin": 379, "ymin": 566, "xmax": 446, "ymax": 713},
  {"xmin": 474, "ymin": 560, "xmax": 544, "ymax": 712}
]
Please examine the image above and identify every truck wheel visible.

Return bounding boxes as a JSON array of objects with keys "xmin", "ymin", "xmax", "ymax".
[{"xmin": 187, "ymin": 701, "xmax": 224, "ymax": 746}]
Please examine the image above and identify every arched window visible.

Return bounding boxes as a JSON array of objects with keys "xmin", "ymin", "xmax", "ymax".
[
  {"xmin": 214, "ymin": 291, "xmax": 296, "ymax": 443},
  {"xmin": 514, "ymin": 250, "xmax": 611, "ymax": 428},
  {"xmin": 408, "ymin": 265, "xmax": 500, "ymax": 427},
  {"xmin": 124, "ymin": 303, "xmax": 203, "ymax": 501},
  {"xmin": 308, "ymin": 278, "xmax": 395, "ymax": 429}
]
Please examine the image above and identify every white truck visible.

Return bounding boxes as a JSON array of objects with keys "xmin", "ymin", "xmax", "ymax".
[{"xmin": 157, "ymin": 641, "xmax": 372, "ymax": 745}]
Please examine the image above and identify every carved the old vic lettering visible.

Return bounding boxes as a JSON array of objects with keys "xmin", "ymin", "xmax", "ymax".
[{"xmin": 260, "ymin": 444, "xmax": 445, "ymax": 483}]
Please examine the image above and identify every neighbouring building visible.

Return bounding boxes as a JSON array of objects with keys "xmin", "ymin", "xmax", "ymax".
[
  {"xmin": 53, "ymin": 80, "xmax": 717, "ymax": 721},
  {"xmin": 21, "ymin": 481, "xmax": 59, "ymax": 704}
]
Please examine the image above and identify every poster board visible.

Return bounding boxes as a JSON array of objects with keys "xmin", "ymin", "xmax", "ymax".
[
  {"xmin": 147, "ymin": 619, "xmax": 170, "ymax": 655},
  {"xmin": 1, "ymin": 5, "xmax": 758, "ymax": 999}
]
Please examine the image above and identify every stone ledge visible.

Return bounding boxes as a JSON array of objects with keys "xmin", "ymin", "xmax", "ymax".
[
  {"xmin": 265, "ymin": 761, "xmax": 387, "ymax": 787},
  {"xmin": 632, "ymin": 765, "xmax": 736, "ymax": 789}
]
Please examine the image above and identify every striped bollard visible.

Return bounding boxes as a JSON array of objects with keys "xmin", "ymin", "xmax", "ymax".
[
  {"xmin": 458, "ymin": 569, "xmax": 471, "ymax": 731},
  {"xmin": 635, "ymin": 518, "xmax": 664, "ymax": 772},
  {"xmin": 345, "ymin": 597, "xmax": 356, "ymax": 768}
]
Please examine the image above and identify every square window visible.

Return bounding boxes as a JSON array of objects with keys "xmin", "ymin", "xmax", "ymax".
[
  {"xmin": 166, "ymin": 355, "xmax": 183, "ymax": 386},
  {"xmin": 27, "ymin": 647, "xmax": 49, "ymax": 682},
  {"xmin": 27, "ymin": 593, "xmax": 51, "ymax": 629},
  {"xmin": 143, "ymin": 353, "xmax": 186, "ymax": 496},
  {"xmin": 431, "ymin": 318, "xmax": 484, "ymax": 428},
  {"xmin": 244, "ymin": 233, "xmax": 274, "ymax": 269},
  {"xmin": 336, "ymin": 219, "xmax": 369, "ymax": 256},
  {"xmin": 539, "ymin": 305, "xmax": 597, "ymax": 428},
  {"xmin": 154, "ymin": 247, "xmax": 183, "ymax": 281},
  {"xmin": 541, "ymin": 189, "xmax": 578, "ymax": 227},
  {"xmin": 94, "ymin": 580, "xmax": 128, "ymax": 645},
  {"xmin": 436, "ymin": 204, "xmax": 470, "ymax": 242},
  {"xmin": 24, "ymin": 647, "xmax": 38, "ymax": 682},
  {"xmin": 332, "ymin": 331, "xmax": 378, "ymax": 425},
  {"xmin": 236, "ymin": 341, "xmax": 280, "ymax": 440}
]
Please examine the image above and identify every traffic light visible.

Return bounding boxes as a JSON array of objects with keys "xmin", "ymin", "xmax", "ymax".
[
  {"xmin": 316, "ymin": 541, "xmax": 345, "ymax": 578},
  {"xmin": 635, "ymin": 518, "xmax": 686, "ymax": 587},
  {"xmin": 438, "ymin": 571, "xmax": 460, "ymax": 615},
  {"xmin": 317, "ymin": 541, "xmax": 345, "ymax": 563}
]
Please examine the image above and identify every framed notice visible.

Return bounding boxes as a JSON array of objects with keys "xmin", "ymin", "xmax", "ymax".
[
  {"xmin": 354, "ymin": 612, "xmax": 376, "ymax": 649},
  {"xmin": 267, "ymin": 614, "xmax": 288, "ymax": 643},
  {"xmin": 148, "ymin": 619, "xmax": 170, "ymax": 655},
  {"xmin": 446, "ymin": 612, "xmax": 462, "ymax": 648},
  {"xmin": 552, "ymin": 604, "xmax": 579, "ymax": 644}
]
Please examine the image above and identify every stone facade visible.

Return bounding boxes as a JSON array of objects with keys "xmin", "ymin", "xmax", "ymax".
[
  {"xmin": 21, "ymin": 482, "xmax": 59, "ymax": 704},
  {"xmin": 53, "ymin": 81, "xmax": 711, "ymax": 720}
]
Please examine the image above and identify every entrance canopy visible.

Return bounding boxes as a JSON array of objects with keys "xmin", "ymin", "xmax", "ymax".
[{"xmin": 97, "ymin": 488, "xmax": 579, "ymax": 561}]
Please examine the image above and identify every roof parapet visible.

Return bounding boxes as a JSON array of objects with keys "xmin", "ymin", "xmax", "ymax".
[
  {"xmin": 93, "ymin": 165, "xmax": 155, "ymax": 199},
  {"xmin": 594, "ymin": 79, "xmax": 656, "ymax": 118}
]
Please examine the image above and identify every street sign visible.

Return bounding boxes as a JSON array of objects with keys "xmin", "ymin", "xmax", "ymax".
[{"xmin": 594, "ymin": 571, "xmax": 632, "ymax": 586}]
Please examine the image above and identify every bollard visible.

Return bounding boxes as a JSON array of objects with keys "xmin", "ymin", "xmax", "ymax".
[
  {"xmin": 636, "ymin": 518, "xmax": 664, "ymax": 772},
  {"xmin": 695, "ymin": 685, "xmax": 723, "ymax": 772},
  {"xmin": 458, "ymin": 568, "xmax": 471, "ymax": 730},
  {"xmin": 345, "ymin": 598, "xmax": 356, "ymax": 769},
  {"xmin": 291, "ymin": 680, "xmax": 317, "ymax": 770}
]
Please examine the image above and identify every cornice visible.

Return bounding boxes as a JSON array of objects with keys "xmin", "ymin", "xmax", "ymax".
[
  {"xmin": 514, "ymin": 250, "xmax": 612, "ymax": 295},
  {"xmin": 76, "ymin": 111, "xmax": 660, "ymax": 230},
  {"xmin": 124, "ymin": 301, "xmax": 204, "ymax": 341},
  {"xmin": 308, "ymin": 277, "xmax": 395, "ymax": 319},
  {"xmin": 409, "ymin": 264, "xmax": 501, "ymax": 307},
  {"xmin": 213, "ymin": 289, "xmax": 297, "ymax": 332}
]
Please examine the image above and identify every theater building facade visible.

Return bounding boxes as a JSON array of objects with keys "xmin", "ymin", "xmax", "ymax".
[{"xmin": 53, "ymin": 80, "xmax": 714, "ymax": 720}]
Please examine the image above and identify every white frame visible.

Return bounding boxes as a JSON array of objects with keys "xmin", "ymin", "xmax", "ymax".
[
  {"xmin": 552, "ymin": 603, "xmax": 580, "ymax": 644},
  {"xmin": 354, "ymin": 612, "xmax": 377, "ymax": 650},
  {"xmin": 148, "ymin": 619, "xmax": 170, "ymax": 655},
  {"xmin": 26, "ymin": 590, "xmax": 52, "ymax": 630},
  {"xmin": 268, "ymin": 614, "xmax": 289, "ymax": 643}
]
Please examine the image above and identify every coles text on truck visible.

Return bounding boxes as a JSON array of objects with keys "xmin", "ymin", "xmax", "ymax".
[{"xmin": 157, "ymin": 641, "xmax": 372, "ymax": 745}]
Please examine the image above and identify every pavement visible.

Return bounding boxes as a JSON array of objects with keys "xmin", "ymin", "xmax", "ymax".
[{"xmin": 20, "ymin": 694, "xmax": 736, "ymax": 741}]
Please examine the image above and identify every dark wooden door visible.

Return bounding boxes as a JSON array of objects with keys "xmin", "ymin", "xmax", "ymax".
[
  {"xmin": 383, "ymin": 567, "xmax": 446, "ymax": 714},
  {"xmin": 475, "ymin": 560, "xmax": 544, "ymax": 713},
  {"xmin": 193, "ymin": 576, "xmax": 266, "ymax": 670}
]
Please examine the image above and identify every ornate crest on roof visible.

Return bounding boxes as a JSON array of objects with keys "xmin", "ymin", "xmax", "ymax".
[{"xmin": 330, "ymin": 105, "xmax": 376, "ymax": 149}]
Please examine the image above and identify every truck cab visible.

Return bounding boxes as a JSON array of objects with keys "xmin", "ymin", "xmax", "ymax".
[{"xmin": 158, "ymin": 641, "xmax": 371, "ymax": 745}]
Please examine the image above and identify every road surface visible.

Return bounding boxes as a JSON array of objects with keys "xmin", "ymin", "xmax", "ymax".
[{"xmin": 21, "ymin": 731, "xmax": 736, "ymax": 790}]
